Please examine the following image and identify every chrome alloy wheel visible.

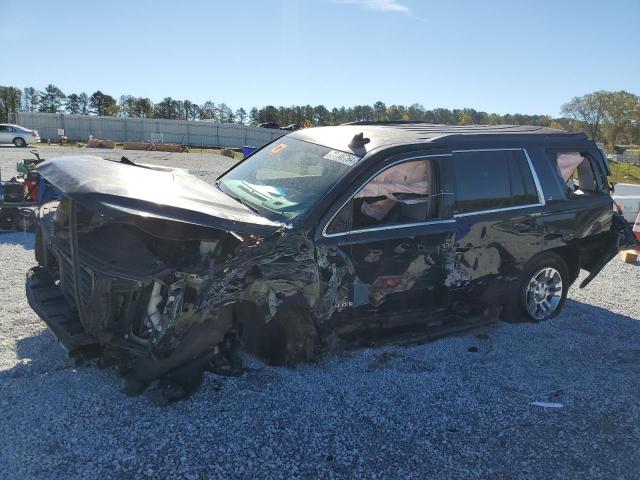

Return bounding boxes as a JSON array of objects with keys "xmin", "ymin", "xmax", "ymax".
[{"xmin": 523, "ymin": 267, "xmax": 563, "ymax": 320}]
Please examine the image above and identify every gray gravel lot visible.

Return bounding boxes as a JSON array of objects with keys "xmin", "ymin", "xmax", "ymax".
[
  {"xmin": 1, "ymin": 146, "xmax": 640, "ymax": 479},
  {"xmin": 0, "ymin": 144, "xmax": 237, "ymax": 185}
]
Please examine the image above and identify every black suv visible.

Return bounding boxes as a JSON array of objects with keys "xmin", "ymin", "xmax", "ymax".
[{"xmin": 26, "ymin": 123, "xmax": 636, "ymax": 399}]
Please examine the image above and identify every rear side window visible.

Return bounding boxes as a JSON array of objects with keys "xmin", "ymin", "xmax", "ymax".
[
  {"xmin": 548, "ymin": 150, "xmax": 606, "ymax": 199},
  {"xmin": 452, "ymin": 150, "xmax": 539, "ymax": 215}
]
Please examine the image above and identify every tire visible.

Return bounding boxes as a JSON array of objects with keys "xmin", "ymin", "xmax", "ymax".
[
  {"xmin": 14, "ymin": 208, "xmax": 36, "ymax": 232},
  {"xmin": 13, "ymin": 137, "xmax": 27, "ymax": 147},
  {"xmin": 34, "ymin": 223, "xmax": 53, "ymax": 266},
  {"xmin": 502, "ymin": 252, "xmax": 569, "ymax": 323}
]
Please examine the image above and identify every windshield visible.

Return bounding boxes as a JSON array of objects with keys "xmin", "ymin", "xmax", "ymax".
[{"xmin": 218, "ymin": 137, "xmax": 359, "ymax": 222}]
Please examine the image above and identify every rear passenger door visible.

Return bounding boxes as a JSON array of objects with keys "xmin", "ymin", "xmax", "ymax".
[{"xmin": 445, "ymin": 149, "xmax": 546, "ymax": 311}]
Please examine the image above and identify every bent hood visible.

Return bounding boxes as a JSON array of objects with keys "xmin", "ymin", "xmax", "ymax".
[{"xmin": 38, "ymin": 155, "xmax": 284, "ymax": 234}]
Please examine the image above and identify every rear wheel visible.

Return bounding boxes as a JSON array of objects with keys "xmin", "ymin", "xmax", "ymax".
[
  {"xmin": 503, "ymin": 252, "xmax": 569, "ymax": 322},
  {"xmin": 13, "ymin": 137, "xmax": 27, "ymax": 147}
]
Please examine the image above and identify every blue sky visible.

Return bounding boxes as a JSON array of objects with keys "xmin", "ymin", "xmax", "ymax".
[{"xmin": 2, "ymin": 0, "xmax": 638, "ymax": 116}]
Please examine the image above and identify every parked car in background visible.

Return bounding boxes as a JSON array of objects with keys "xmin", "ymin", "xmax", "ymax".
[
  {"xmin": 256, "ymin": 122, "xmax": 280, "ymax": 129},
  {"xmin": 0, "ymin": 124, "xmax": 40, "ymax": 147},
  {"xmin": 26, "ymin": 123, "xmax": 637, "ymax": 401},
  {"xmin": 281, "ymin": 123, "xmax": 302, "ymax": 132},
  {"xmin": 612, "ymin": 183, "xmax": 640, "ymax": 223}
]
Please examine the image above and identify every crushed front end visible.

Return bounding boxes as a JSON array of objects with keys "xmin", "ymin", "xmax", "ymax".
[
  {"xmin": 24, "ymin": 155, "xmax": 313, "ymax": 401},
  {"xmin": 27, "ymin": 197, "xmax": 257, "ymax": 399}
]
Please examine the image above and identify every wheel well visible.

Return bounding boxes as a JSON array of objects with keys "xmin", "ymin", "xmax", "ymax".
[{"xmin": 542, "ymin": 247, "xmax": 580, "ymax": 284}]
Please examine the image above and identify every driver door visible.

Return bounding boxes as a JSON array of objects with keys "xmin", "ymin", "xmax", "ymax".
[{"xmin": 317, "ymin": 154, "xmax": 456, "ymax": 341}]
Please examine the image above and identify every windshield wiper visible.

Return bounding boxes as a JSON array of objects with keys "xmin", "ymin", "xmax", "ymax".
[
  {"xmin": 217, "ymin": 179, "xmax": 263, "ymax": 215},
  {"xmin": 225, "ymin": 190, "xmax": 261, "ymax": 214}
]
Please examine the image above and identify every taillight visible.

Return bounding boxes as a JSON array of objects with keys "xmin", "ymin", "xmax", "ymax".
[{"xmin": 32, "ymin": 130, "xmax": 39, "ymax": 137}]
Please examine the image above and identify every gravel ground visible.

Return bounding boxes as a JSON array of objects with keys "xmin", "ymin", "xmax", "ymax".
[
  {"xmin": 0, "ymin": 144, "xmax": 237, "ymax": 184},
  {"xmin": 1, "ymin": 146, "xmax": 640, "ymax": 479}
]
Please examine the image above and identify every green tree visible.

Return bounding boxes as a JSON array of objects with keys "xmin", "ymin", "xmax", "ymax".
[
  {"xmin": 373, "ymin": 101, "xmax": 387, "ymax": 121},
  {"xmin": 313, "ymin": 105, "xmax": 330, "ymax": 125},
  {"xmin": 154, "ymin": 97, "xmax": 180, "ymax": 119},
  {"xmin": 458, "ymin": 109, "xmax": 475, "ymax": 125},
  {"xmin": 89, "ymin": 91, "xmax": 117, "ymax": 116},
  {"xmin": 22, "ymin": 87, "xmax": 39, "ymax": 112},
  {"xmin": 217, "ymin": 103, "xmax": 234, "ymax": 123},
  {"xmin": 602, "ymin": 90, "xmax": 640, "ymax": 145},
  {"xmin": 183, "ymin": 100, "xmax": 201, "ymax": 121},
  {"xmin": 235, "ymin": 107, "xmax": 247, "ymax": 124},
  {"xmin": 78, "ymin": 93, "xmax": 89, "ymax": 114},
  {"xmin": 65, "ymin": 93, "xmax": 81, "ymax": 114},
  {"xmin": 38, "ymin": 84, "xmax": 66, "ymax": 113},
  {"xmin": 199, "ymin": 101, "xmax": 217, "ymax": 120},
  {"xmin": 132, "ymin": 97, "xmax": 153, "ymax": 118},
  {"xmin": 561, "ymin": 91, "xmax": 608, "ymax": 140},
  {"xmin": 258, "ymin": 105, "xmax": 279, "ymax": 124},
  {"xmin": 118, "ymin": 95, "xmax": 136, "ymax": 117},
  {"xmin": 0, "ymin": 86, "xmax": 22, "ymax": 122}
]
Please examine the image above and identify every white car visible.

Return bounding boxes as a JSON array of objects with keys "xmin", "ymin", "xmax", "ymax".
[
  {"xmin": 612, "ymin": 183, "xmax": 640, "ymax": 223},
  {"xmin": 0, "ymin": 124, "xmax": 40, "ymax": 147}
]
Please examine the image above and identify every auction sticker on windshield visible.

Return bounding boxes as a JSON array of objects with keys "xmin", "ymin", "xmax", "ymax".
[
  {"xmin": 270, "ymin": 143, "xmax": 287, "ymax": 155},
  {"xmin": 323, "ymin": 150, "xmax": 360, "ymax": 166}
]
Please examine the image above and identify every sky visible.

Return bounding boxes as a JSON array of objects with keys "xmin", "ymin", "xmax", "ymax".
[{"xmin": 1, "ymin": 0, "xmax": 638, "ymax": 116}]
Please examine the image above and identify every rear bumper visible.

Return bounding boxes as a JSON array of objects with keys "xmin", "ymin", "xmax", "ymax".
[{"xmin": 26, "ymin": 266, "xmax": 98, "ymax": 354}]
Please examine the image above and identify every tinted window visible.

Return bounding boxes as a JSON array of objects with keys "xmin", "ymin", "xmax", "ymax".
[
  {"xmin": 452, "ymin": 150, "xmax": 538, "ymax": 214},
  {"xmin": 453, "ymin": 151, "xmax": 511, "ymax": 214},
  {"xmin": 0, "ymin": 126, "xmax": 8, "ymax": 132}
]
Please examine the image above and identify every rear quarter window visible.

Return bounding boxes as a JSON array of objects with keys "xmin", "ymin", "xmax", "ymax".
[{"xmin": 547, "ymin": 150, "xmax": 608, "ymax": 199}]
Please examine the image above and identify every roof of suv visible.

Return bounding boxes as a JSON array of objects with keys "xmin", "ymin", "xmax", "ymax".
[{"xmin": 289, "ymin": 122, "xmax": 589, "ymax": 154}]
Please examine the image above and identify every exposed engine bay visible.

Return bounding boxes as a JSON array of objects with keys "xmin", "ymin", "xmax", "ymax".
[{"xmin": 29, "ymin": 188, "xmax": 335, "ymax": 402}]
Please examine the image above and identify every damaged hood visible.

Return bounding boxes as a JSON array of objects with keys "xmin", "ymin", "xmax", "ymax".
[{"xmin": 38, "ymin": 156, "xmax": 284, "ymax": 234}]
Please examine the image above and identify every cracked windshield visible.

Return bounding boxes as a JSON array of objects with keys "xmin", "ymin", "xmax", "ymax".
[{"xmin": 218, "ymin": 137, "xmax": 357, "ymax": 221}]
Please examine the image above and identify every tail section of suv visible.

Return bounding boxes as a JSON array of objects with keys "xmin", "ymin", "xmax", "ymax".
[{"xmin": 26, "ymin": 123, "xmax": 637, "ymax": 401}]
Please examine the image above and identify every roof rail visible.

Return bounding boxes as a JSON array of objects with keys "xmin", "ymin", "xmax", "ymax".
[{"xmin": 341, "ymin": 120, "xmax": 430, "ymax": 126}]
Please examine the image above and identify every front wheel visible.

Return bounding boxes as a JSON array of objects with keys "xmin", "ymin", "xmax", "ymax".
[
  {"xmin": 13, "ymin": 137, "xmax": 27, "ymax": 147},
  {"xmin": 503, "ymin": 252, "xmax": 569, "ymax": 322}
]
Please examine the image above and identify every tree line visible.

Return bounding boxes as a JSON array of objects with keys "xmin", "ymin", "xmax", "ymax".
[{"xmin": 0, "ymin": 84, "xmax": 638, "ymax": 146}]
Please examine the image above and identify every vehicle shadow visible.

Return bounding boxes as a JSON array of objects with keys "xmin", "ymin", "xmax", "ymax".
[
  {"xmin": 3, "ymin": 296, "xmax": 639, "ymax": 384},
  {"xmin": 1, "ymin": 330, "xmax": 69, "ymax": 380},
  {"xmin": 556, "ymin": 297, "xmax": 640, "ymax": 335}
]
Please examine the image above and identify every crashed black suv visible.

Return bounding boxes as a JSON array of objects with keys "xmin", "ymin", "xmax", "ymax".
[{"xmin": 26, "ymin": 123, "xmax": 636, "ymax": 399}]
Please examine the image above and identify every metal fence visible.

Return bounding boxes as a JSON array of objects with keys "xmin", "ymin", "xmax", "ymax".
[
  {"xmin": 616, "ymin": 150, "xmax": 640, "ymax": 166},
  {"xmin": 14, "ymin": 112, "xmax": 285, "ymax": 148}
]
